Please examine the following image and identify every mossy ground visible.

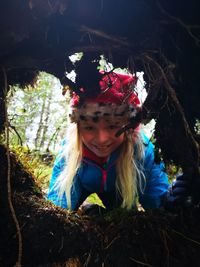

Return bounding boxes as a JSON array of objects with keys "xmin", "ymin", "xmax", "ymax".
[{"xmin": 1, "ymin": 145, "xmax": 200, "ymax": 267}]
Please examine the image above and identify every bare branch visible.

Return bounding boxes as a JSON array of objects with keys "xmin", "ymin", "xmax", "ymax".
[{"xmin": 157, "ymin": 1, "xmax": 200, "ymax": 46}]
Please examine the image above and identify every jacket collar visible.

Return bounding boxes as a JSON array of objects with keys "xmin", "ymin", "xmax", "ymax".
[{"xmin": 82, "ymin": 144, "xmax": 121, "ymax": 167}]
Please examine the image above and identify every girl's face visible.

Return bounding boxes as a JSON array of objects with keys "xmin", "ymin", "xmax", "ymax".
[{"xmin": 79, "ymin": 118, "xmax": 125, "ymax": 158}]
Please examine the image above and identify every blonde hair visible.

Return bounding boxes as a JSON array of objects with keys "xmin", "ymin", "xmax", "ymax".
[
  {"xmin": 55, "ymin": 123, "xmax": 82, "ymax": 209},
  {"xmin": 56, "ymin": 123, "xmax": 145, "ymax": 210},
  {"xmin": 116, "ymin": 131, "xmax": 145, "ymax": 209}
]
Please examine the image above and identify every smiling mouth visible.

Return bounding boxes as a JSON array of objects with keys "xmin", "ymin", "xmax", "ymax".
[{"xmin": 93, "ymin": 144, "xmax": 112, "ymax": 149}]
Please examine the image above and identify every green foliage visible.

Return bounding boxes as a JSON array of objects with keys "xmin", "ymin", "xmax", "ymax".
[
  {"xmin": 12, "ymin": 145, "xmax": 54, "ymax": 191},
  {"xmin": 166, "ymin": 163, "xmax": 182, "ymax": 183},
  {"xmin": 87, "ymin": 193, "xmax": 105, "ymax": 208},
  {"xmin": 8, "ymin": 72, "xmax": 69, "ymax": 153},
  {"xmin": 195, "ymin": 119, "xmax": 200, "ymax": 134},
  {"xmin": 6, "ymin": 72, "xmax": 73, "ymax": 193},
  {"xmin": 150, "ymin": 134, "xmax": 181, "ymax": 183},
  {"xmin": 0, "ymin": 133, "xmax": 5, "ymax": 145}
]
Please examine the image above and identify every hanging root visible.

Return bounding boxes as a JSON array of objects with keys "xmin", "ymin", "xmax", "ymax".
[{"xmin": 1, "ymin": 66, "xmax": 23, "ymax": 267}]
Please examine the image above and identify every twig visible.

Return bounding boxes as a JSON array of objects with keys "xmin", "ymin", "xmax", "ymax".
[
  {"xmin": 1, "ymin": 66, "xmax": 23, "ymax": 267},
  {"xmin": 157, "ymin": 2, "xmax": 200, "ymax": 46},
  {"xmin": 9, "ymin": 124, "xmax": 23, "ymax": 146},
  {"xmin": 58, "ymin": 236, "xmax": 64, "ymax": 253},
  {"xmin": 130, "ymin": 257, "xmax": 154, "ymax": 267},
  {"xmin": 143, "ymin": 53, "xmax": 200, "ymax": 171},
  {"xmin": 160, "ymin": 229, "xmax": 170, "ymax": 267},
  {"xmin": 80, "ymin": 25, "xmax": 131, "ymax": 47},
  {"xmin": 83, "ymin": 249, "xmax": 92, "ymax": 267},
  {"xmin": 104, "ymin": 235, "xmax": 120, "ymax": 249},
  {"xmin": 172, "ymin": 229, "xmax": 200, "ymax": 246}
]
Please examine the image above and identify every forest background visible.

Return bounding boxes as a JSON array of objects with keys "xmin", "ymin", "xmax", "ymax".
[
  {"xmin": 7, "ymin": 72, "xmax": 69, "ymax": 191},
  {"xmin": 7, "ymin": 68, "xmax": 161, "ymax": 195},
  {"xmin": 8, "ymin": 69, "xmax": 191, "ymax": 197}
]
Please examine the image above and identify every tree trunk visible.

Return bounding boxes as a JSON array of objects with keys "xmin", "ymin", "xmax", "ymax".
[
  {"xmin": 46, "ymin": 125, "xmax": 60, "ymax": 152},
  {"xmin": 34, "ymin": 98, "xmax": 46, "ymax": 149},
  {"xmin": 39, "ymin": 90, "xmax": 52, "ymax": 150},
  {"xmin": 0, "ymin": 71, "xmax": 7, "ymax": 134},
  {"xmin": 0, "ymin": 89, "xmax": 5, "ymax": 133}
]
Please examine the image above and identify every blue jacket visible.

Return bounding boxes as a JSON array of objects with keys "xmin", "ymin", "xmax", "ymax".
[{"xmin": 47, "ymin": 134, "xmax": 169, "ymax": 210}]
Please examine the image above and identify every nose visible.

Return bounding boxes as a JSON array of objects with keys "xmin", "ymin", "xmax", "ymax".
[{"xmin": 96, "ymin": 129, "xmax": 109, "ymax": 145}]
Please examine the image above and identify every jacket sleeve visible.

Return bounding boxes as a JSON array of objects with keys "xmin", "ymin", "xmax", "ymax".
[
  {"xmin": 139, "ymin": 134, "xmax": 169, "ymax": 209},
  {"xmin": 47, "ymin": 148, "xmax": 83, "ymax": 210},
  {"xmin": 47, "ymin": 154, "xmax": 68, "ymax": 208}
]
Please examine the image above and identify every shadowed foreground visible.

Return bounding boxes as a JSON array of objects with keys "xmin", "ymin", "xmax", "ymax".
[{"xmin": 1, "ymin": 145, "xmax": 200, "ymax": 267}]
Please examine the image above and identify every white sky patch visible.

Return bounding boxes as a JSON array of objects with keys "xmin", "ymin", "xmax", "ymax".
[
  {"xmin": 134, "ymin": 71, "xmax": 155, "ymax": 139},
  {"xmin": 69, "ymin": 52, "xmax": 83, "ymax": 63},
  {"xmin": 135, "ymin": 71, "xmax": 147, "ymax": 105},
  {"xmin": 65, "ymin": 70, "xmax": 76, "ymax": 83}
]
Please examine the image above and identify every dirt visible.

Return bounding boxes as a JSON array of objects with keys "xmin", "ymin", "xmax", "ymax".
[{"xmin": 1, "ymin": 145, "xmax": 200, "ymax": 267}]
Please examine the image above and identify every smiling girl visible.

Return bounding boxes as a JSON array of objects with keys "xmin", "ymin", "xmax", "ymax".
[{"xmin": 47, "ymin": 70, "xmax": 170, "ymax": 211}]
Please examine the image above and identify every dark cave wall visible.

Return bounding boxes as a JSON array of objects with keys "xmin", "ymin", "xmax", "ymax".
[
  {"xmin": 0, "ymin": 2, "xmax": 200, "ymax": 266},
  {"xmin": 0, "ymin": 0, "xmax": 200, "ymax": 118},
  {"xmin": 0, "ymin": 0, "xmax": 200, "ymax": 168}
]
